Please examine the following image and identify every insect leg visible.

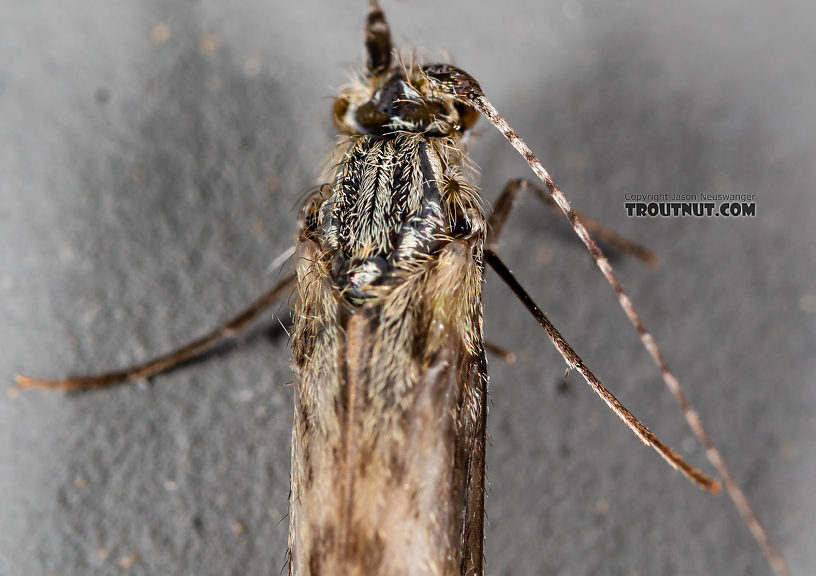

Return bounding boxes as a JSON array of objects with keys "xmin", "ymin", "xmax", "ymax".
[
  {"xmin": 484, "ymin": 340, "xmax": 516, "ymax": 364},
  {"xmin": 485, "ymin": 248, "xmax": 718, "ymax": 491},
  {"xmin": 16, "ymin": 272, "xmax": 297, "ymax": 391},
  {"xmin": 488, "ymin": 178, "xmax": 659, "ymax": 266},
  {"xmin": 425, "ymin": 64, "xmax": 791, "ymax": 576}
]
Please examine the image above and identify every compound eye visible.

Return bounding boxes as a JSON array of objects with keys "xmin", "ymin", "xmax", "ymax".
[
  {"xmin": 455, "ymin": 102, "xmax": 479, "ymax": 131},
  {"xmin": 332, "ymin": 95, "xmax": 351, "ymax": 132},
  {"xmin": 452, "ymin": 216, "xmax": 472, "ymax": 237}
]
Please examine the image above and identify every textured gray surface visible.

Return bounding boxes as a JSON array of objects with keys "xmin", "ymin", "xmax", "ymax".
[{"xmin": 2, "ymin": 1, "xmax": 815, "ymax": 575}]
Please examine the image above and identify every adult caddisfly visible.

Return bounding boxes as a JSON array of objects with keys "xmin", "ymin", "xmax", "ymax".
[{"xmin": 16, "ymin": 1, "xmax": 791, "ymax": 575}]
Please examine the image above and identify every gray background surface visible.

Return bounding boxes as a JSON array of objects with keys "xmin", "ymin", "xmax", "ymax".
[{"xmin": 2, "ymin": 1, "xmax": 815, "ymax": 575}]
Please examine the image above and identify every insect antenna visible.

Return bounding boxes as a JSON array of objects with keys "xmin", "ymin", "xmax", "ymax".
[
  {"xmin": 15, "ymin": 271, "xmax": 297, "ymax": 391},
  {"xmin": 423, "ymin": 64, "xmax": 792, "ymax": 576},
  {"xmin": 485, "ymin": 249, "xmax": 717, "ymax": 490},
  {"xmin": 365, "ymin": 0, "xmax": 391, "ymax": 74}
]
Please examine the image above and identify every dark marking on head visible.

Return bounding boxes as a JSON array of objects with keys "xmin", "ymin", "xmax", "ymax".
[{"xmin": 354, "ymin": 72, "xmax": 451, "ymax": 136}]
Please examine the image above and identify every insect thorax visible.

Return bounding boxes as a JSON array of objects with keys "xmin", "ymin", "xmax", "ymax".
[{"xmin": 309, "ymin": 133, "xmax": 481, "ymax": 301}]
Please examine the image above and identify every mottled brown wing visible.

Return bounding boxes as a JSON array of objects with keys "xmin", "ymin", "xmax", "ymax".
[
  {"xmin": 457, "ymin": 350, "xmax": 488, "ymax": 576},
  {"xmin": 290, "ymin": 234, "xmax": 488, "ymax": 575}
]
